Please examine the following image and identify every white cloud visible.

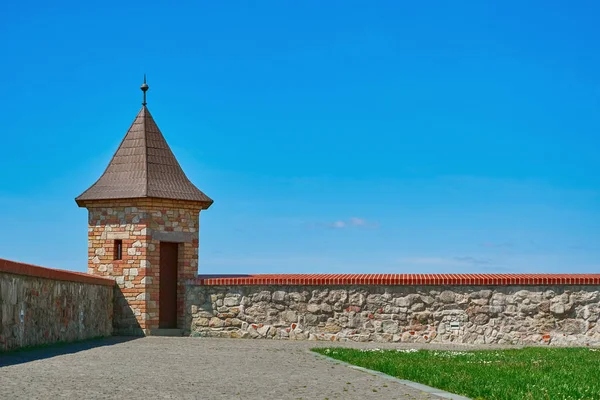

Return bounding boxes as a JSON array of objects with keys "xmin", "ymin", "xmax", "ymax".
[
  {"xmin": 325, "ymin": 217, "xmax": 378, "ymax": 229},
  {"xmin": 331, "ymin": 221, "xmax": 346, "ymax": 228},
  {"xmin": 349, "ymin": 217, "xmax": 367, "ymax": 226}
]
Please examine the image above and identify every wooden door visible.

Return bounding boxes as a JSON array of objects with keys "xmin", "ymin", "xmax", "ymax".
[{"xmin": 159, "ymin": 242, "xmax": 178, "ymax": 329}]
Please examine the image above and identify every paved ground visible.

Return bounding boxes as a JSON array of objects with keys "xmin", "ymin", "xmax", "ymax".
[{"xmin": 0, "ymin": 337, "xmax": 511, "ymax": 399}]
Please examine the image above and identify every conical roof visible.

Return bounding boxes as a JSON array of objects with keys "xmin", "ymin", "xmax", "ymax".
[{"xmin": 76, "ymin": 106, "xmax": 213, "ymax": 207}]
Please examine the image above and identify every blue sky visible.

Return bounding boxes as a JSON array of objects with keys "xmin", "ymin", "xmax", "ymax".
[{"xmin": 1, "ymin": 1, "xmax": 598, "ymax": 274}]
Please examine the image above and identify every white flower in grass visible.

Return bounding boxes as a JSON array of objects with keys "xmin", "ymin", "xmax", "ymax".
[
  {"xmin": 396, "ymin": 349, "xmax": 418, "ymax": 353},
  {"xmin": 433, "ymin": 351, "xmax": 475, "ymax": 358}
]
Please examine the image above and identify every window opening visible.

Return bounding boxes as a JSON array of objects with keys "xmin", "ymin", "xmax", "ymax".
[{"xmin": 114, "ymin": 240, "xmax": 123, "ymax": 260}]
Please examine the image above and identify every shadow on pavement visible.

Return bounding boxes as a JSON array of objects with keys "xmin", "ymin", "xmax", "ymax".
[{"xmin": 0, "ymin": 336, "xmax": 140, "ymax": 368}]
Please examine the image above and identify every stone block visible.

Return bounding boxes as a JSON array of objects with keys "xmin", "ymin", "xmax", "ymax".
[
  {"xmin": 320, "ymin": 303, "xmax": 333, "ymax": 313},
  {"xmin": 382, "ymin": 320, "xmax": 399, "ymax": 334},
  {"xmin": 272, "ymin": 291, "xmax": 286, "ymax": 303},
  {"xmin": 136, "ymin": 293, "xmax": 147, "ymax": 301},
  {"xmin": 288, "ymin": 292, "xmax": 307, "ymax": 302},
  {"xmin": 395, "ymin": 294, "xmax": 420, "ymax": 307},
  {"xmin": 304, "ymin": 314, "xmax": 318, "ymax": 325},
  {"xmin": 253, "ymin": 291, "xmax": 271, "ymax": 302},
  {"xmin": 209, "ymin": 317, "xmax": 224, "ymax": 328},
  {"xmin": 281, "ymin": 310, "xmax": 297, "ymax": 323},
  {"xmin": 349, "ymin": 292, "xmax": 366, "ymax": 306},
  {"xmin": 439, "ymin": 290, "xmax": 456, "ymax": 303},
  {"xmin": 306, "ymin": 304, "xmax": 320, "ymax": 313},
  {"xmin": 323, "ymin": 323, "xmax": 342, "ymax": 333},
  {"xmin": 473, "ymin": 314, "xmax": 490, "ymax": 325},
  {"xmin": 257, "ymin": 325, "xmax": 270, "ymax": 337},
  {"xmin": 550, "ymin": 302, "xmax": 572, "ymax": 315},
  {"xmin": 224, "ymin": 296, "xmax": 241, "ymax": 307},
  {"xmin": 327, "ymin": 290, "xmax": 347, "ymax": 304},
  {"xmin": 106, "ymin": 232, "xmax": 130, "ymax": 240},
  {"xmin": 561, "ymin": 319, "xmax": 586, "ymax": 334}
]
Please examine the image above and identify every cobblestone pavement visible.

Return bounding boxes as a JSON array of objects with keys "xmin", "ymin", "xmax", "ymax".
[{"xmin": 0, "ymin": 337, "xmax": 510, "ymax": 399}]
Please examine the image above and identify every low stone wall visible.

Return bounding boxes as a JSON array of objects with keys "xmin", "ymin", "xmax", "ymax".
[
  {"xmin": 0, "ymin": 259, "xmax": 114, "ymax": 352},
  {"xmin": 186, "ymin": 274, "xmax": 600, "ymax": 346}
]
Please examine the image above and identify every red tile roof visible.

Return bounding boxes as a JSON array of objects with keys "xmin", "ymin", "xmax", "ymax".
[
  {"xmin": 76, "ymin": 106, "xmax": 212, "ymax": 207},
  {"xmin": 193, "ymin": 273, "xmax": 600, "ymax": 286}
]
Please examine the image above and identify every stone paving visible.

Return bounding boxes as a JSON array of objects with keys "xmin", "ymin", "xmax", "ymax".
[{"xmin": 0, "ymin": 337, "xmax": 508, "ymax": 399}]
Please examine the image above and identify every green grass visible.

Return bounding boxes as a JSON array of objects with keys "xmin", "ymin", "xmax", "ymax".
[{"xmin": 312, "ymin": 347, "xmax": 600, "ymax": 400}]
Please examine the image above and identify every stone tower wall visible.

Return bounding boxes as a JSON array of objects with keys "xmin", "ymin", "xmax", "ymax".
[{"xmin": 85, "ymin": 198, "xmax": 201, "ymax": 334}]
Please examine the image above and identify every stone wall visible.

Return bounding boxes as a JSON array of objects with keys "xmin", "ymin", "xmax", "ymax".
[
  {"xmin": 0, "ymin": 259, "xmax": 114, "ymax": 352},
  {"xmin": 186, "ymin": 284, "xmax": 600, "ymax": 346},
  {"xmin": 81, "ymin": 198, "xmax": 203, "ymax": 334}
]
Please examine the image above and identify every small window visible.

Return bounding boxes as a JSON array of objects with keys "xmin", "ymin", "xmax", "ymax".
[{"xmin": 114, "ymin": 240, "xmax": 123, "ymax": 260}]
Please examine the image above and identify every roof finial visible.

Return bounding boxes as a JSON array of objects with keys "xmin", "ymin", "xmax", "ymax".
[{"xmin": 141, "ymin": 74, "xmax": 149, "ymax": 106}]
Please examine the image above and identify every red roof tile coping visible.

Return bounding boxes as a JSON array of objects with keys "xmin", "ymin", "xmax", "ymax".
[
  {"xmin": 193, "ymin": 273, "xmax": 600, "ymax": 286},
  {"xmin": 0, "ymin": 258, "xmax": 114, "ymax": 287}
]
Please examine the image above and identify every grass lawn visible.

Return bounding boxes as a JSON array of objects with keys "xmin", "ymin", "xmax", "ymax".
[{"xmin": 312, "ymin": 346, "xmax": 600, "ymax": 400}]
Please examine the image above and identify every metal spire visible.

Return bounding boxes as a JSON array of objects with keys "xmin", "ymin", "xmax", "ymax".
[{"xmin": 141, "ymin": 74, "xmax": 149, "ymax": 106}]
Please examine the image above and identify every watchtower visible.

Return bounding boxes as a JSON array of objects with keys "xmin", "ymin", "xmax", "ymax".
[{"xmin": 75, "ymin": 78, "xmax": 213, "ymax": 334}]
